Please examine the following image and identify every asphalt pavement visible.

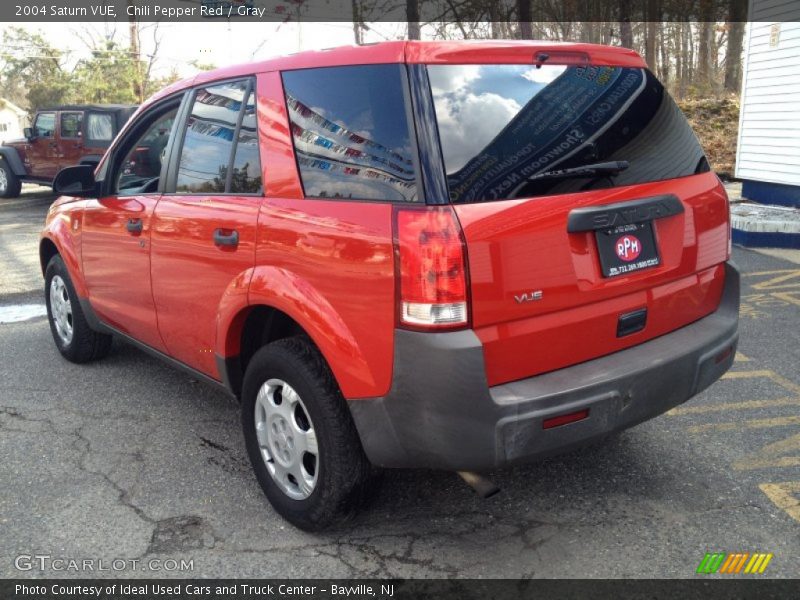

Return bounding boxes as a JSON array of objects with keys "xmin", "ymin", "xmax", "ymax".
[{"xmin": 1, "ymin": 187, "xmax": 798, "ymax": 578}]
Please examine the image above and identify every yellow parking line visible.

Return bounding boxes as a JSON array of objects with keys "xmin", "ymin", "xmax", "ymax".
[
  {"xmin": 668, "ymin": 396, "xmax": 799, "ymax": 416},
  {"xmin": 687, "ymin": 415, "xmax": 800, "ymax": 433},
  {"xmin": 772, "ymin": 291, "xmax": 800, "ymax": 307},
  {"xmin": 743, "ymin": 269, "xmax": 797, "ymax": 278},
  {"xmin": 733, "ymin": 433, "xmax": 800, "ymax": 471},
  {"xmin": 722, "ymin": 370, "xmax": 772, "ymax": 379},
  {"xmin": 745, "ymin": 269, "xmax": 800, "ymax": 290},
  {"xmin": 759, "ymin": 482, "xmax": 800, "ymax": 523},
  {"xmin": 720, "ymin": 370, "xmax": 800, "ymax": 395},
  {"xmin": 734, "ymin": 352, "xmax": 751, "ymax": 362}
]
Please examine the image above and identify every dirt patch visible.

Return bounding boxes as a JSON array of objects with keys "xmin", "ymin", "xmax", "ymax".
[
  {"xmin": 678, "ymin": 95, "xmax": 740, "ymax": 180},
  {"xmin": 147, "ymin": 515, "xmax": 216, "ymax": 553}
]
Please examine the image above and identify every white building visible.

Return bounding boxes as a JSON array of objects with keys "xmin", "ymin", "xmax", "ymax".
[
  {"xmin": 735, "ymin": 3, "xmax": 800, "ymax": 208},
  {"xmin": 0, "ymin": 99, "xmax": 27, "ymax": 144}
]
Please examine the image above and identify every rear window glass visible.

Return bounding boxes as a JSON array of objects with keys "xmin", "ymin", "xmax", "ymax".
[
  {"xmin": 87, "ymin": 113, "xmax": 114, "ymax": 141},
  {"xmin": 282, "ymin": 65, "xmax": 418, "ymax": 202},
  {"xmin": 428, "ymin": 64, "xmax": 709, "ymax": 204}
]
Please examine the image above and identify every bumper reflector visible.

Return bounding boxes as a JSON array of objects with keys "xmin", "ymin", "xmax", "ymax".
[{"xmin": 542, "ymin": 409, "xmax": 590, "ymax": 429}]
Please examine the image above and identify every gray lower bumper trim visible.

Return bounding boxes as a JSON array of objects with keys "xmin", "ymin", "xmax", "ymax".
[{"xmin": 349, "ymin": 262, "xmax": 740, "ymax": 471}]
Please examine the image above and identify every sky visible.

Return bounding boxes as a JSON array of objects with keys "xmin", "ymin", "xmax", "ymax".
[{"xmin": 0, "ymin": 20, "xmax": 410, "ymax": 79}]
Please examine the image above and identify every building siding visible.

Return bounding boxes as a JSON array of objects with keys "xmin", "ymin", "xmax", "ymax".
[{"xmin": 735, "ymin": 3, "xmax": 800, "ymax": 189}]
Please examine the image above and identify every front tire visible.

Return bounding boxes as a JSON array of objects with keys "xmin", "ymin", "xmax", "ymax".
[
  {"xmin": 242, "ymin": 337, "xmax": 373, "ymax": 531},
  {"xmin": 45, "ymin": 255, "xmax": 112, "ymax": 363},
  {"xmin": 0, "ymin": 160, "xmax": 22, "ymax": 198}
]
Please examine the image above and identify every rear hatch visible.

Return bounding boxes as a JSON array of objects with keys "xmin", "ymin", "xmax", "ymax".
[{"xmin": 423, "ymin": 56, "xmax": 730, "ymax": 386}]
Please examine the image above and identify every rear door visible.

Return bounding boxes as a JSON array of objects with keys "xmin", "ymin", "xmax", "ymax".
[
  {"xmin": 420, "ymin": 61, "xmax": 730, "ymax": 386},
  {"xmin": 150, "ymin": 78, "xmax": 262, "ymax": 378},
  {"xmin": 57, "ymin": 111, "xmax": 84, "ymax": 169}
]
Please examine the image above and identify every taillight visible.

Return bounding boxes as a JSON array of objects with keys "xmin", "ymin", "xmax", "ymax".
[
  {"xmin": 726, "ymin": 193, "xmax": 733, "ymax": 259},
  {"xmin": 394, "ymin": 207, "xmax": 469, "ymax": 330},
  {"xmin": 720, "ymin": 176, "xmax": 732, "ymax": 259}
]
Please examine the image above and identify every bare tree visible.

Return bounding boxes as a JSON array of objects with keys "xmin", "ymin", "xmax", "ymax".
[
  {"xmin": 407, "ymin": 0, "xmax": 421, "ymax": 39},
  {"xmin": 517, "ymin": 0, "xmax": 532, "ymax": 39},
  {"xmin": 724, "ymin": 0, "xmax": 746, "ymax": 92},
  {"xmin": 618, "ymin": 0, "xmax": 633, "ymax": 49}
]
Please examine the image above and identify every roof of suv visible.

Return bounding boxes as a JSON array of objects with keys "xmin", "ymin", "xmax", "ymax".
[
  {"xmin": 39, "ymin": 104, "xmax": 137, "ymax": 112},
  {"xmin": 146, "ymin": 40, "xmax": 646, "ymax": 109}
]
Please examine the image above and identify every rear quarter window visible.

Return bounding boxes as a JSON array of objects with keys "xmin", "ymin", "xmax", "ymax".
[
  {"xmin": 282, "ymin": 64, "xmax": 418, "ymax": 202},
  {"xmin": 86, "ymin": 113, "xmax": 115, "ymax": 142},
  {"xmin": 428, "ymin": 64, "xmax": 709, "ymax": 203}
]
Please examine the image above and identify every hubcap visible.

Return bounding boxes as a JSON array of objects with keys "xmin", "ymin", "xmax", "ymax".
[
  {"xmin": 49, "ymin": 275, "xmax": 73, "ymax": 344},
  {"xmin": 254, "ymin": 379, "xmax": 318, "ymax": 500},
  {"xmin": 0, "ymin": 166, "xmax": 7, "ymax": 193}
]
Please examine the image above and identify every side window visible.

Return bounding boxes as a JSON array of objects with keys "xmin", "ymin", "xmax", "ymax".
[
  {"xmin": 34, "ymin": 112, "xmax": 55, "ymax": 138},
  {"xmin": 230, "ymin": 91, "xmax": 261, "ymax": 193},
  {"xmin": 115, "ymin": 109, "xmax": 177, "ymax": 195},
  {"xmin": 60, "ymin": 112, "xmax": 83, "ymax": 138},
  {"xmin": 281, "ymin": 65, "xmax": 417, "ymax": 202},
  {"xmin": 87, "ymin": 113, "xmax": 114, "ymax": 142},
  {"xmin": 175, "ymin": 80, "xmax": 261, "ymax": 194}
]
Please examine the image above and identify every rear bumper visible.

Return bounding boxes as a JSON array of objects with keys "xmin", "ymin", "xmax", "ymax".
[{"xmin": 349, "ymin": 262, "xmax": 740, "ymax": 471}]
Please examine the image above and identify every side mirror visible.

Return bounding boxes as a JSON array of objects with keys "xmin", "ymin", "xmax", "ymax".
[
  {"xmin": 53, "ymin": 165, "xmax": 97, "ymax": 197},
  {"xmin": 23, "ymin": 127, "xmax": 34, "ymax": 140}
]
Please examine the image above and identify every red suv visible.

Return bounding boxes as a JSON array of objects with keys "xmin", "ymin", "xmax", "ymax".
[{"xmin": 41, "ymin": 41, "xmax": 739, "ymax": 530}]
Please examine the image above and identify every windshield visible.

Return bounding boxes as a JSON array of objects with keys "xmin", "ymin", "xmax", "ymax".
[{"xmin": 427, "ymin": 64, "xmax": 709, "ymax": 203}]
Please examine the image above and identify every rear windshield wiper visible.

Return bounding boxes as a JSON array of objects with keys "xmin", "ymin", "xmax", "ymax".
[{"xmin": 527, "ymin": 160, "xmax": 630, "ymax": 181}]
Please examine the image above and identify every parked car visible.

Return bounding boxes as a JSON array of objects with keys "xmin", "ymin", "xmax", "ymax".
[
  {"xmin": 41, "ymin": 41, "xmax": 739, "ymax": 530},
  {"xmin": 0, "ymin": 104, "xmax": 136, "ymax": 198}
]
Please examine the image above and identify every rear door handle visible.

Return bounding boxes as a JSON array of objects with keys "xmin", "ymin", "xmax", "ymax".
[
  {"xmin": 213, "ymin": 229, "xmax": 239, "ymax": 247},
  {"xmin": 126, "ymin": 218, "xmax": 143, "ymax": 234}
]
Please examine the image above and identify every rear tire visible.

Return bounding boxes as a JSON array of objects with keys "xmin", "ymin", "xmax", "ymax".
[
  {"xmin": 241, "ymin": 337, "xmax": 374, "ymax": 531},
  {"xmin": 0, "ymin": 161, "xmax": 22, "ymax": 198},
  {"xmin": 45, "ymin": 255, "xmax": 112, "ymax": 363}
]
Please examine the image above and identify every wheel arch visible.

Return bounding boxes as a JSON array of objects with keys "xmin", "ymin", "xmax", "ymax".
[
  {"xmin": 39, "ymin": 237, "xmax": 59, "ymax": 276},
  {"xmin": 0, "ymin": 146, "xmax": 27, "ymax": 176},
  {"xmin": 216, "ymin": 266, "xmax": 377, "ymax": 400},
  {"xmin": 39, "ymin": 228, "xmax": 87, "ymax": 297}
]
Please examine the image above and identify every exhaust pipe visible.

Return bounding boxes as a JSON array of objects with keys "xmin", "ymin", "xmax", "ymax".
[{"xmin": 457, "ymin": 471, "xmax": 500, "ymax": 498}]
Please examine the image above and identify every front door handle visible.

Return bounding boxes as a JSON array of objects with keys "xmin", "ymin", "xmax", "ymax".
[
  {"xmin": 126, "ymin": 218, "xmax": 143, "ymax": 234},
  {"xmin": 213, "ymin": 229, "xmax": 239, "ymax": 247}
]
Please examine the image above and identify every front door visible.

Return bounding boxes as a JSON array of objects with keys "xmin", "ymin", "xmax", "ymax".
[
  {"xmin": 26, "ymin": 112, "xmax": 58, "ymax": 179},
  {"xmin": 151, "ymin": 79, "xmax": 262, "ymax": 377},
  {"xmin": 81, "ymin": 103, "xmax": 181, "ymax": 352}
]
